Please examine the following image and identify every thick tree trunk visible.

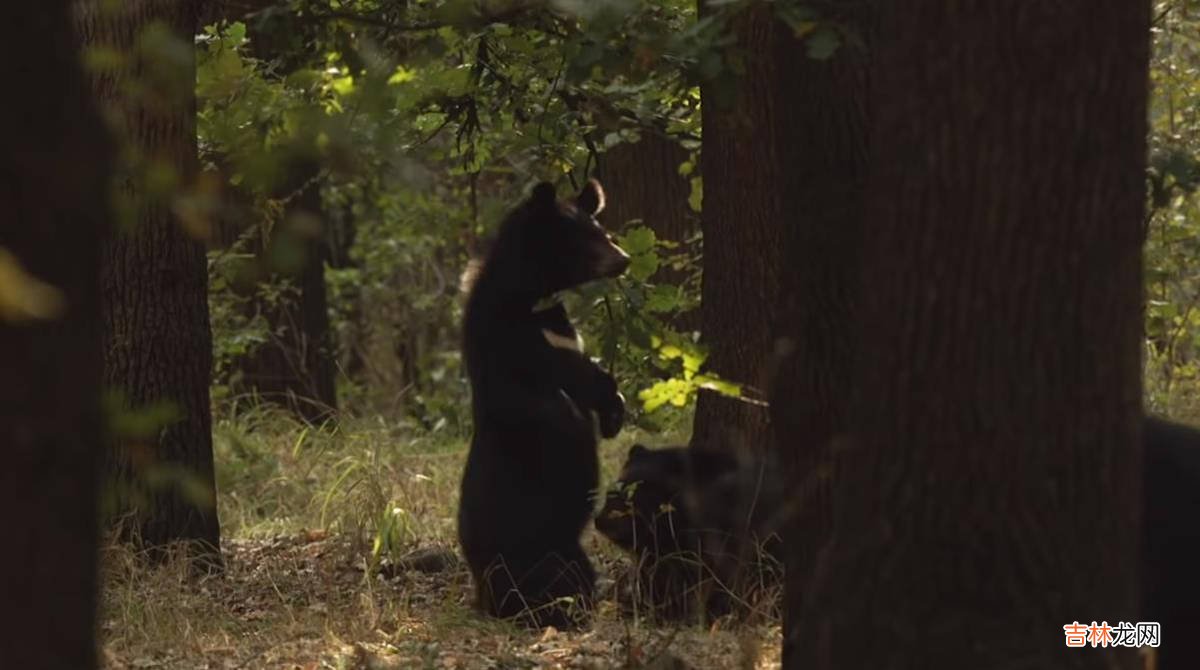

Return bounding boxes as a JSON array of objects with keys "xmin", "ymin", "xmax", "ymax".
[
  {"xmin": 767, "ymin": 7, "xmax": 869, "ymax": 665},
  {"xmin": 692, "ymin": 3, "xmax": 782, "ymax": 455},
  {"xmin": 791, "ymin": 4, "xmax": 1149, "ymax": 668},
  {"xmin": 77, "ymin": 0, "xmax": 222, "ymax": 564},
  {"xmin": 0, "ymin": 3, "xmax": 112, "ymax": 666}
]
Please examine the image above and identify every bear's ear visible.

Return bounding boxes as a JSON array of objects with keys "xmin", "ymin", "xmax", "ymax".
[
  {"xmin": 577, "ymin": 179, "xmax": 606, "ymax": 216},
  {"xmin": 627, "ymin": 444, "xmax": 649, "ymax": 460},
  {"xmin": 531, "ymin": 181, "xmax": 557, "ymax": 209}
]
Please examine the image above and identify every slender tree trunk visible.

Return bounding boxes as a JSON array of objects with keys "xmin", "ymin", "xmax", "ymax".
[
  {"xmin": 209, "ymin": 161, "xmax": 339, "ymax": 421},
  {"xmin": 225, "ymin": 22, "xmax": 338, "ymax": 422},
  {"xmin": 767, "ymin": 6, "xmax": 869, "ymax": 664},
  {"xmin": 77, "ymin": 0, "xmax": 222, "ymax": 564},
  {"xmin": 791, "ymin": 4, "xmax": 1149, "ymax": 668},
  {"xmin": 328, "ymin": 207, "xmax": 365, "ymax": 382},
  {"xmin": 236, "ymin": 172, "xmax": 339, "ymax": 423},
  {"xmin": 692, "ymin": 3, "xmax": 782, "ymax": 455},
  {"xmin": 0, "ymin": 3, "xmax": 112, "ymax": 666}
]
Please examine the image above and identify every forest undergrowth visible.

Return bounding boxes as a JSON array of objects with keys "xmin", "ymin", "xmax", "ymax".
[{"xmin": 99, "ymin": 406, "xmax": 781, "ymax": 669}]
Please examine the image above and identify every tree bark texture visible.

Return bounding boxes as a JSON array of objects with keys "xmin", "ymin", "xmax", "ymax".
[
  {"xmin": 767, "ymin": 5, "xmax": 869, "ymax": 664},
  {"xmin": 598, "ymin": 133, "xmax": 695, "ymax": 245},
  {"xmin": 791, "ymin": 4, "xmax": 1149, "ymax": 669},
  {"xmin": 597, "ymin": 133, "xmax": 700, "ymax": 329},
  {"xmin": 0, "ymin": 3, "xmax": 112, "ymax": 667},
  {"xmin": 76, "ymin": 0, "xmax": 222, "ymax": 562},
  {"xmin": 692, "ymin": 3, "xmax": 782, "ymax": 455},
  {"xmin": 235, "ymin": 170, "xmax": 339, "ymax": 423}
]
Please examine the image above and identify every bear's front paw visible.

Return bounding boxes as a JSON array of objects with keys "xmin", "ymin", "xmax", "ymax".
[{"xmin": 598, "ymin": 391, "xmax": 625, "ymax": 438}]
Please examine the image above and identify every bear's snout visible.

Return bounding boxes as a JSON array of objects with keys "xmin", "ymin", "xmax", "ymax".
[{"xmin": 595, "ymin": 241, "xmax": 631, "ymax": 278}]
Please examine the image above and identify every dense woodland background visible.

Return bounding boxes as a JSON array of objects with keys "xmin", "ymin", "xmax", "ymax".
[{"xmin": 2, "ymin": 0, "xmax": 1197, "ymax": 668}]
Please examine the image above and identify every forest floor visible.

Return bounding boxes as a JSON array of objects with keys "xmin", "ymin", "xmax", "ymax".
[{"xmin": 99, "ymin": 408, "xmax": 782, "ymax": 669}]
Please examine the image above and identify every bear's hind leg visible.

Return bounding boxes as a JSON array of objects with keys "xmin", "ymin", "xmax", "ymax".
[
  {"xmin": 480, "ymin": 546, "xmax": 594, "ymax": 629},
  {"xmin": 522, "ymin": 545, "xmax": 595, "ymax": 629}
]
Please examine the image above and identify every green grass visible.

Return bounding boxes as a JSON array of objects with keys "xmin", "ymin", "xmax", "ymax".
[
  {"xmin": 211, "ymin": 405, "xmax": 689, "ymax": 553},
  {"xmin": 101, "ymin": 405, "xmax": 780, "ymax": 669}
]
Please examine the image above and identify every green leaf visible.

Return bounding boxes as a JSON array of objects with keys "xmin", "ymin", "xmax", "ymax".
[
  {"xmin": 619, "ymin": 227, "xmax": 657, "ymax": 255},
  {"xmin": 644, "ymin": 285, "xmax": 684, "ymax": 313},
  {"xmin": 226, "ymin": 21, "xmax": 247, "ymax": 48},
  {"xmin": 628, "ymin": 252, "xmax": 660, "ymax": 282},
  {"xmin": 330, "ymin": 74, "xmax": 355, "ymax": 96},
  {"xmin": 806, "ymin": 27, "xmax": 841, "ymax": 60},
  {"xmin": 638, "ymin": 378, "xmax": 691, "ymax": 412},
  {"xmin": 104, "ymin": 393, "xmax": 184, "ymax": 440},
  {"xmin": 388, "ymin": 66, "xmax": 417, "ymax": 85}
]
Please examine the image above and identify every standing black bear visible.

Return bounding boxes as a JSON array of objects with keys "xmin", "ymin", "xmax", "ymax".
[
  {"xmin": 457, "ymin": 179, "xmax": 629, "ymax": 628},
  {"xmin": 595, "ymin": 444, "xmax": 784, "ymax": 621}
]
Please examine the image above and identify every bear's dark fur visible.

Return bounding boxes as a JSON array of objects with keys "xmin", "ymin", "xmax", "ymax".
[
  {"xmin": 596, "ymin": 418, "xmax": 1198, "ymax": 640},
  {"xmin": 1144, "ymin": 416, "xmax": 1200, "ymax": 670},
  {"xmin": 457, "ymin": 179, "xmax": 629, "ymax": 629},
  {"xmin": 594, "ymin": 444, "xmax": 783, "ymax": 621}
]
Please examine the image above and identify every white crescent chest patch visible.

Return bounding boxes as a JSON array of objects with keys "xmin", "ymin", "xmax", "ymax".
[{"xmin": 542, "ymin": 329, "xmax": 584, "ymax": 353}]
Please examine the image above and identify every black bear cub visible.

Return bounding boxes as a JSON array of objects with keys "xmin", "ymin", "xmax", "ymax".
[
  {"xmin": 457, "ymin": 179, "xmax": 629, "ymax": 629},
  {"xmin": 595, "ymin": 444, "xmax": 783, "ymax": 621},
  {"xmin": 1143, "ymin": 416, "xmax": 1200, "ymax": 670}
]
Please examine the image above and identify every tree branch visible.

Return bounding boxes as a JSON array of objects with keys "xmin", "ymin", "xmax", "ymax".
[{"xmin": 303, "ymin": 1, "xmax": 550, "ymax": 34}]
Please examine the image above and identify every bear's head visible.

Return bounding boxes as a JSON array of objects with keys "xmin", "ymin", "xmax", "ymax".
[
  {"xmin": 592, "ymin": 446, "xmax": 681, "ymax": 552},
  {"xmin": 595, "ymin": 444, "xmax": 691, "ymax": 553},
  {"xmin": 595, "ymin": 444, "xmax": 743, "ymax": 554},
  {"xmin": 469, "ymin": 179, "xmax": 630, "ymax": 303}
]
